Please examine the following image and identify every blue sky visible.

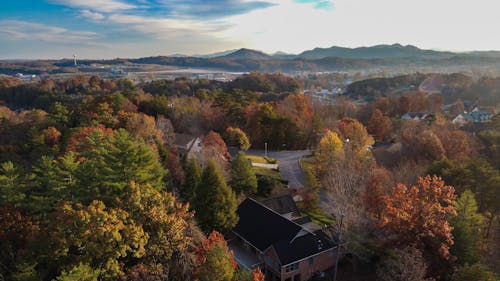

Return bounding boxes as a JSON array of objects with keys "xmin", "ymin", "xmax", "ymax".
[{"xmin": 1, "ymin": 0, "xmax": 499, "ymax": 59}]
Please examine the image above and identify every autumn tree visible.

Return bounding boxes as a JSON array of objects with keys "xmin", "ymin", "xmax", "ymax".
[
  {"xmin": 201, "ymin": 131, "xmax": 230, "ymax": 174},
  {"xmin": 225, "ymin": 127, "xmax": 251, "ymax": 150},
  {"xmin": 65, "ymin": 125, "xmax": 114, "ymax": 154},
  {"xmin": 52, "ymin": 263, "xmax": 100, "ymax": 281},
  {"xmin": 119, "ymin": 182, "xmax": 193, "ymax": 276},
  {"xmin": 380, "ymin": 176, "xmax": 457, "ymax": 279},
  {"xmin": 337, "ymin": 117, "xmax": 374, "ymax": 158},
  {"xmin": 194, "ymin": 160, "xmax": 238, "ymax": 233},
  {"xmin": 0, "ymin": 206, "xmax": 40, "ymax": 281},
  {"xmin": 230, "ymin": 152, "xmax": 257, "ymax": 195},
  {"xmin": 196, "ymin": 231, "xmax": 236, "ymax": 281},
  {"xmin": 451, "ymin": 189, "xmax": 485, "ymax": 265},
  {"xmin": 368, "ymin": 109, "xmax": 392, "ymax": 141},
  {"xmin": 417, "ymin": 130, "xmax": 445, "ymax": 161},
  {"xmin": 315, "ymin": 130, "xmax": 344, "ymax": 174},
  {"xmin": 364, "ymin": 167, "xmax": 391, "ymax": 219},
  {"xmin": 321, "ymin": 152, "xmax": 375, "ymax": 260},
  {"xmin": 117, "ymin": 112, "xmax": 161, "ymax": 145},
  {"xmin": 397, "ymin": 96, "xmax": 410, "ymax": 116},
  {"xmin": 48, "ymin": 200, "xmax": 148, "ymax": 280},
  {"xmin": 436, "ymin": 129, "xmax": 471, "ymax": 161},
  {"xmin": 42, "ymin": 126, "xmax": 62, "ymax": 146},
  {"xmin": 155, "ymin": 115, "xmax": 175, "ymax": 146},
  {"xmin": 233, "ymin": 268, "xmax": 265, "ymax": 281},
  {"xmin": 376, "ymin": 246, "xmax": 434, "ymax": 281}
]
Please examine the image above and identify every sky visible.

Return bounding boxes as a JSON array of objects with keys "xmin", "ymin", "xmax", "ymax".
[{"xmin": 0, "ymin": 0, "xmax": 499, "ymax": 59}]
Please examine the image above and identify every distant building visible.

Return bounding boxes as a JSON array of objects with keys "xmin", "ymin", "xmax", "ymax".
[
  {"xmin": 110, "ymin": 68, "xmax": 127, "ymax": 76},
  {"xmin": 452, "ymin": 111, "xmax": 493, "ymax": 126},
  {"xmin": 402, "ymin": 112, "xmax": 430, "ymax": 121},
  {"xmin": 15, "ymin": 73, "xmax": 37, "ymax": 82}
]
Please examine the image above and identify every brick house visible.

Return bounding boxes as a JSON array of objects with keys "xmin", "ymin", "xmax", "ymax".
[{"xmin": 231, "ymin": 197, "xmax": 343, "ymax": 281}]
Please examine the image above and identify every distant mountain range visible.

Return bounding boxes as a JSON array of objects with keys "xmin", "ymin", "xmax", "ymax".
[
  {"xmin": 295, "ymin": 44, "xmax": 454, "ymax": 59},
  {"xmin": 3, "ymin": 44, "xmax": 500, "ymax": 75},
  {"xmin": 218, "ymin": 48, "xmax": 272, "ymax": 60},
  {"xmin": 195, "ymin": 44, "xmax": 500, "ymax": 60}
]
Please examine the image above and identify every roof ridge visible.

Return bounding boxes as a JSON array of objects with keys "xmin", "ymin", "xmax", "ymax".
[{"xmin": 246, "ymin": 197, "xmax": 315, "ymax": 238}]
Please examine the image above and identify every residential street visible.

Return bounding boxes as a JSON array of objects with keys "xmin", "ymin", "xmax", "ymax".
[{"xmin": 246, "ymin": 149, "xmax": 312, "ymax": 189}]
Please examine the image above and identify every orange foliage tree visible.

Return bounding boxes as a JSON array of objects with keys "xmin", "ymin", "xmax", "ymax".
[
  {"xmin": 368, "ymin": 109, "xmax": 392, "ymax": 142},
  {"xmin": 380, "ymin": 175, "xmax": 457, "ymax": 279},
  {"xmin": 196, "ymin": 231, "xmax": 237, "ymax": 281},
  {"xmin": 363, "ymin": 167, "xmax": 391, "ymax": 219}
]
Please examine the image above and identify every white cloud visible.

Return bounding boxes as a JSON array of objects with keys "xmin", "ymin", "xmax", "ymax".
[
  {"xmin": 49, "ymin": 0, "xmax": 135, "ymax": 12},
  {"xmin": 81, "ymin": 10, "xmax": 105, "ymax": 21},
  {"xmin": 223, "ymin": 0, "xmax": 500, "ymax": 53},
  {"xmin": 107, "ymin": 14, "xmax": 227, "ymax": 39},
  {"xmin": 0, "ymin": 20, "xmax": 102, "ymax": 44}
]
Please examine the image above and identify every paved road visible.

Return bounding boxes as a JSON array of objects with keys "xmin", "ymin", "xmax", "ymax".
[{"xmin": 247, "ymin": 150, "xmax": 312, "ymax": 189}]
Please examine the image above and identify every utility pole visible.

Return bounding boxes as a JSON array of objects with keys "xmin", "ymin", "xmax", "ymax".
[
  {"xmin": 264, "ymin": 142, "xmax": 267, "ymax": 158},
  {"xmin": 333, "ymin": 212, "xmax": 344, "ymax": 281}
]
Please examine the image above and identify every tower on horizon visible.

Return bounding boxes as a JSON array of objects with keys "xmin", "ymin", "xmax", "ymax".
[{"xmin": 73, "ymin": 54, "xmax": 77, "ymax": 66}]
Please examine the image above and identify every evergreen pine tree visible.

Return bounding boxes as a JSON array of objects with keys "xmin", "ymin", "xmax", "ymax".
[
  {"xmin": 181, "ymin": 158, "xmax": 201, "ymax": 204},
  {"xmin": 195, "ymin": 160, "xmax": 238, "ymax": 233},
  {"xmin": 230, "ymin": 152, "xmax": 257, "ymax": 195},
  {"xmin": 451, "ymin": 189, "xmax": 485, "ymax": 265}
]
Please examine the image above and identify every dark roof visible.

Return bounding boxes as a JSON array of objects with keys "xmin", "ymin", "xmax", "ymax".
[
  {"xmin": 272, "ymin": 230, "xmax": 336, "ymax": 266},
  {"xmin": 260, "ymin": 195, "xmax": 301, "ymax": 216},
  {"xmin": 174, "ymin": 133, "xmax": 196, "ymax": 148},
  {"xmin": 233, "ymin": 198, "xmax": 302, "ymax": 252}
]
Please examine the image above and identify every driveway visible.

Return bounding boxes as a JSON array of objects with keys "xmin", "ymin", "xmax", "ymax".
[{"xmin": 247, "ymin": 149, "xmax": 312, "ymax": 189}]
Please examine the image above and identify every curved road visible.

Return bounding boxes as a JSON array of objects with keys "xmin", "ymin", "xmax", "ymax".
[{"xmin": 247, "ymin": 150, "xmax": 312, "ymax": 189}]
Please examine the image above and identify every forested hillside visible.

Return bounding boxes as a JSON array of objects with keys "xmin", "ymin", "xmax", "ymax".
[{"xmin": 0, "ymin": 72, "xmax": 499, "ymax": 281}]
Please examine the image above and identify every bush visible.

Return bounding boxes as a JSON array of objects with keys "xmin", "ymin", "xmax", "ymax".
[
  {"xmin": 257, "ymin": 175, "xmax": 280, "ymax": 197},
  {"xmin": 264, "ymin": 157, "xmax": 277, "ymax": 164}
]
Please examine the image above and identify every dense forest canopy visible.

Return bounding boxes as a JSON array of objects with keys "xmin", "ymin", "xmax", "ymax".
[{"xmin": 0, "ymin": 72, "xmax": 499, "ymax": 281}]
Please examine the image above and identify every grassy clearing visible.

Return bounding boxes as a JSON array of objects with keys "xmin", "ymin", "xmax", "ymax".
[
  {"xmin": 300, "ymin": 156, "xmax": 322, "ymax": 190},
  {"xmin": 245, "ymin": 154, "xmax": 268, "ymax": 164}
]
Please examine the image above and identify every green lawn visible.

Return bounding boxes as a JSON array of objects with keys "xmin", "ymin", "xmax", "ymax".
[{"xmin": 245, "ymin": 154, "xmax": 268, "ymax": 164}]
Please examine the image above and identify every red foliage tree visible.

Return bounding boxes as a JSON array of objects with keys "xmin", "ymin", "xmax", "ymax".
[
  {"xmin": 368, "ymin": 109, "xmax": 392, "ymax": 141},
  {"xmin": 252, "ymin": 267, "xmax": 265, "ymax": 281},
  {"xmin": 43, "ymin": 126, "xmax": 62, "ymax": 146},
  {"xmin": 66, "ymin": 125, "xmax": 114, "ymax": 154},
  {"xmin": 202, "ymin": 131, "xmax": 231, "ymax": 161}
]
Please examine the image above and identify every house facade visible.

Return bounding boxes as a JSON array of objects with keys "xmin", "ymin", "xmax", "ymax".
[
  {"xmin": 231, "ymin": 197, "xmax": 343, "ymax": 281},
  {"xmin": 174, "ymin": 133, "xmax": 202, "ymax": 159}
]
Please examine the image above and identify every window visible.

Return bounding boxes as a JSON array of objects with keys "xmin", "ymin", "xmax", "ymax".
[
  {"xmin": 285, "ymin": 263, "xmax": 299, "ymax": 272},
  {"xmin": 330, "ymin": 249, "xmax": 335, "ymax": 256},
  {"xmin": 308, "ymin": 257, "xmax": 313, "ymax": 265}
]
